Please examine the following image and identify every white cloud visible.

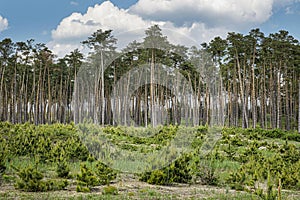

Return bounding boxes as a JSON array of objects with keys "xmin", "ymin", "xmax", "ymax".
[
  {"xmin": 129, "ymin": 0, "xmax": 273, "ymax": 29},
  {"xmin": 49, "ymin": 1, "xmax": 154, "ymax": 56},
  {"xmin": 50, "ymin": 0, "xmax": 296, "ymax": 57},
  {"xmin": 0, "ymin": 15, "xmax": 8, "ymax": 32},
  {"xmin": 47, "ymin": 41, "xmax": 85, "ymax": 58},
  {"xmin": 49, "ymin": 1, "xmax": 230, "ymax": 57},
  {"xmin": 51, "ymin": 1, "xmax": 151, "ymax": 42}
]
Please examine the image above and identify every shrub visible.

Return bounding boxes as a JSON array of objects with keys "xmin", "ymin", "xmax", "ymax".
[
  {"xmin": 56, "ymin": 159, "xmax": 70, "ymax": 178},
  {"xmin": 0, "ymin": 122, "xmax": 90, "ymax": 163},
  {"xmin": 13, "ymin": 164, "xmax": 68, "ymax": 192},
  {"xmin": 142, "ymin": 169, "xmax": 171, "ymax": 185},
  {"xmin": 76, "ymin": 163, "xmax": 98, "ymax": 192},
  {"xmin": 140, "ymin": 153, "xmax": 193, "ymax": 185},
  {"xmin": 95, "ymin": 162, "xmax": 117, "ymax": 185},
  {"xmin": 194, "ymin": 159, "xmax": 218, "ymax": 185},
  {"xmin": 0, "ymin": 137, "xmax": 7, "ymax": 185},
  {"xmin": 102, "ymin": 185, "xmax": 118, "ymax": 195}
]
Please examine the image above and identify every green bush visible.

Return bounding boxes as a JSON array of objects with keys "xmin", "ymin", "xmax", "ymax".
[
  {"xmin": 194, "ymin": 159, "xmax": 218, "ymax": 185},
  {"xmin": 284, "ymin": 133, "xmax": 300, "ymax": 142},
  {"xmin": 76, "ymin": 163, "xmax": 98, "ymax": 192},
  {"xmin": 95, "ymin": 162, "xmax": 117, "ymax": 185},
  {"xmin": 102, "ymin": 185, "xmax": 118, "ymax": 195},
  {"xmin": 13, "ymin": 164, "xmax": 68, "ymax": 192},
  {"xmin": 142, "ymin": 169, "xmax": 171, "ymax": 185},
  {"xmin": 0, "ymin": 136, "xmax": 7, "ymax": 185},
  {"xmin": 140, "ymin": 153, "xmax": 193, "ymax": 185},
  {"xmin": 0, "ymin": 122, "xmax": 89, "ymax": 163},
  {"xmin": 56, "ymin": 159, "xmax": 70, "ymax": 178}
]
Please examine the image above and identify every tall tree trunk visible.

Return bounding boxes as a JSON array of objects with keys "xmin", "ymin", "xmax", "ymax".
[
  {"xmin": 144, "ymin": 83, "xmax": 148, "ymax": 127},
  {"xmin": 236, "ymin": 54, "xmax": 248, "ymax": 128},
  {"xmin": 298, "ymin": 81, "xmax": 300, "ymax": 133},
  {"xmin": 0, "ymin": 65, "xmax": 5, "ymax": 120},
  {"xmin": 277, "ymin": 67, "xmax": 281, "ymax": 129},
  {"xmin": 284, "ymin": 65, "xmax": 290, "ymax": 130},
  {"xmin": 150, "ymin": 49, "xmax": 156, "ymax": 127},
  {"xmin": 101, "ymin": 50, "xmax": 105, "ymax": 126},
  {"xmin": 47, "ymin": 64, "xmax": 52, "ymax": 123},
  {"xmin": 251, "ymin": 63, "xmax": 256, "ymax": 128}
]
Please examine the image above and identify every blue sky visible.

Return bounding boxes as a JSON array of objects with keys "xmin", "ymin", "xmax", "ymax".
[
  {"xmin": 0, "ymin": 0, "xmax": 138, "ymax": 42},
  {"xmin": 0, "ymin": 0, "xmax": 299, "ymax": 56}
]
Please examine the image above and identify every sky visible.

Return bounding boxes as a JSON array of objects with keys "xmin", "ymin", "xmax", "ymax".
[{"xmin": 0, "ymin": 0, "xmax": 299, "ymax": 57}]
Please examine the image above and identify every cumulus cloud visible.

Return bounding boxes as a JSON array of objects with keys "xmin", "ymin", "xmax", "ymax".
[
  {"xmin": 49, "ymin": 1, "xmax": 152, "ymax": 56},
  {"xmin": 49, "ymin": 1, "xmax": 229, "ymax": 57},
  {"xmin": 51, "ymin": 1, "xmax": 150, "ymax": 42},
  {"xmin": 50, "ymin": 0, "xmax": 296, "ymax": 57},
  {"xmin": 129, "ymin": 0, "xmax": 273, "ymax": 28},
  {"xmin": 0, "ymin": 15, "xmax": 8, "ymax": 32}
]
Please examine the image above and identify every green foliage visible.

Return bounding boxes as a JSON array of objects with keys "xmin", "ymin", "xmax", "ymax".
[
  {"xmin": 255, "ymin": 171, "xmax": 278, "ymax": 200},
  {"xmin": 0, "ymin": 122, "xmax": 89, "ymax": 163},
  {"xmin": 102, "ymin": 185, "xmax": 118, "ymax": 195},
  {"xmin": 76, "ymin": 161, "xmax": 118, "ymax": 192},
  {"xmin": 227, "ymin": 148, "xmax": 300, "ymax": 192},
  {"xmin": 0, "ymin": 136, "xmax": 8, "ymax": 185},
  {"xmin": 140, "ymin": 153, "xmax": 193, "ymax": 185},
  {"xmin": 13, "ymin": 164, "xmax": 68, "ymax": 192},
  {"xmin": 194, "ymin": 159, "xmax": 218, "ymax": 185},
  {"xmin": 14, "ymin": 164, "xmax": 44, "ymax": 192},
  {"xmin": 246, "ymin": 128, "xmax": 300, "ymax": 142},
  {"xmin": 141, "ymin": 169, "xmax": 170, "ymax": 185},
  {"xmin": 56, "ymin": 159, "xmax": 70, "ymax": 178},
  {"xmin": 95, "ymin": 162, "xmax": 117, "ymax": 185},
  {"xmin": 76, "ymin": 163, "xmax": 98, "ymax": 192}
]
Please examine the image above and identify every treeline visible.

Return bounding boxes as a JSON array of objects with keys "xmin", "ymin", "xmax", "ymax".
[{"xmin": 0, "ymin": 26, "xmax": 299, "ymax": 131}]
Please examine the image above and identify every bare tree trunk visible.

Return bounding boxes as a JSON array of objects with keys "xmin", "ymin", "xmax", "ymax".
[
  {"xmin": 261, "ymin": 64, "xmax": 267, "ymax": 129},
  {"xmin": 269, "ymin": 63, "xmax": 276, "ymax": 129},
  {"xmin": 18, "ymin": 72, "xmax": 25, "ymax": 123},
  {"xmin": 298, "ymin": 81, "xmax": 300, "ymax": 133},
  {"xmin": 101, "ymin": 50, "xmax": 105, "ymax": 126},
  {"xmin": 205, "ymin": 84, "xmax": 210, "ymax": 125},
  {"xmin": 112, "ymin": 65, "xmax": 116, "ymax": 126},
  {"xmin": 227, "ymin": 83, "xmax": 232, "ymax": 127},
  {"xmin": 284, "ymin": 64, "xmax": 290, "ymax": 130},
  {"xmin": 47, "ymin": 64, "xmax": 52, "ymax": 123},
  {"xmin": 0, "ymin": 65, "xmax": 5, "ymax": 120},
  {"xmin": 236, "ymin": 55, "xmax": 248, "ymax": 128},
  {"xmin": 24, "ymin": 73, "xmax": 29, "ymax": 122},
  {"xmin": 277, "ymin": 67, "xmax": 281, "ymax": 129},
  {"xmin": 144, "ymin": 83, "xmax": 148, "ymax": 127},
  {"xmin": 11, "ymin": 62, "xmax": 17, "ymax": 123},
  {"xmin": 251, "ymin": 63, "xmax": 256, "ymax": 128},
  {"xmin": 150, "ymin": 49, "xmax": 156, "ymax": 127},
  {"xmin": 34, "ymin": 67, "xmax": 40, "ymax": 125},
  {"xmin": 124, "ymin": 71, "xmax": 131, "ymax": 126}
]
